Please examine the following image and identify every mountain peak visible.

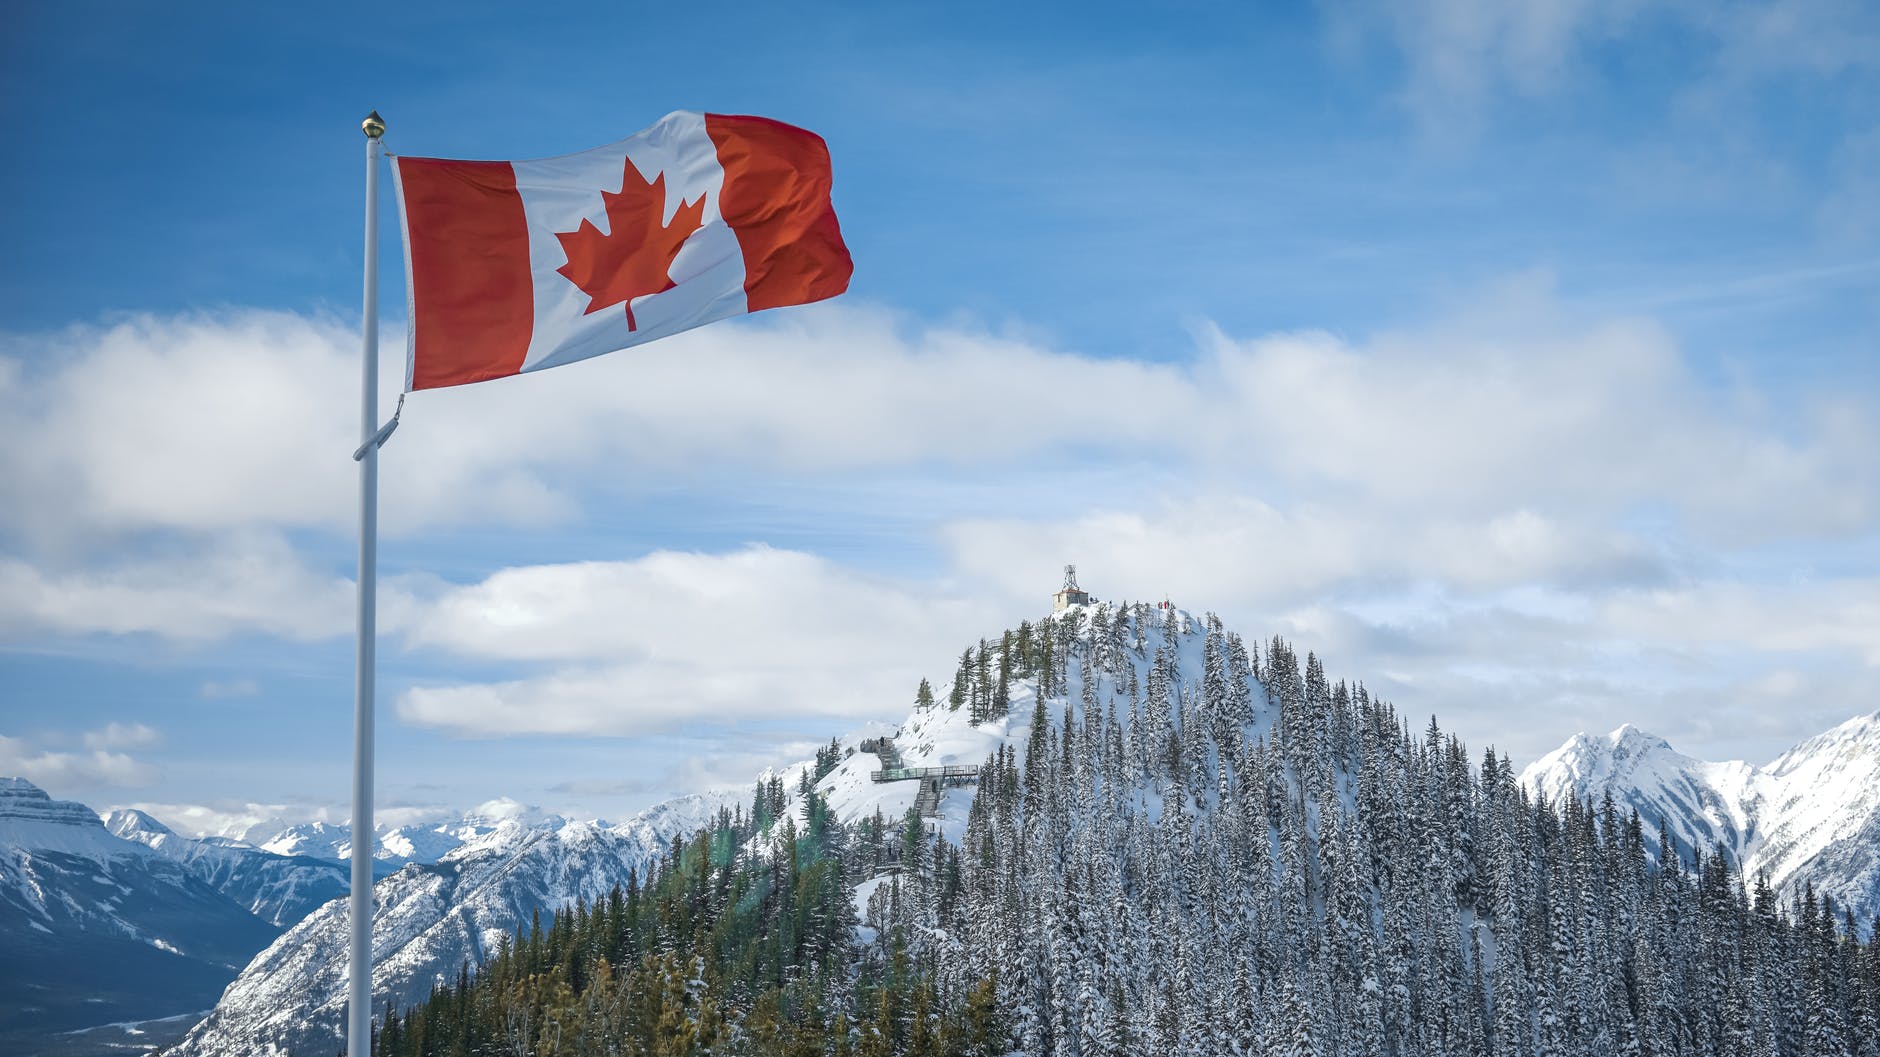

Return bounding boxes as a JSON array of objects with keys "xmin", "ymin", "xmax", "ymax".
[
  {"xmin": 0, "ymin": 775, "xmax": 47, "ymax": 796},
  {"xmin": 103, "ymin": 807, "xmax": 177, "ymax": 840},
  {"xmin": 464, "ymin": 796, "xmax": 553, "ymax": 826},
  {"xmin": 1607, "ymin": 723, "xmax": 1674, "ymax": 755},
  {"xmin": 1523, "ymin": 723, "xmax": 1680, "ymax": 785},
  {"xmin": 1763, "ymin": 708, "xmax": 1880, "ymax": 798},
  {"xmin": 1518, "ymin": 723, "xmax": 1700, "ymax": 831},
  {"xmin": 0, "ymin": 775, "xmax": 121, "ymax": 853},
  {"xmin": 1523, "ymin": 710, "xmax": 1880, "ymax": 927}
]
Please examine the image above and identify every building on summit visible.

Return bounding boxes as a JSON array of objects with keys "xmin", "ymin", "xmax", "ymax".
[{"xmin": 1053, "ymin": 564, "xmax": 1091, "ymax": 612}]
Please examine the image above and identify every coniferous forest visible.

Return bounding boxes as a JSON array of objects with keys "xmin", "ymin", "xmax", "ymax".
[{"xmin": 371, "ymin": 605, "xmax": 1880, "ymax": 1057}]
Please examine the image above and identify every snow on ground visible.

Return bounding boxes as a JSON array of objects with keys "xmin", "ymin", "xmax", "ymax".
[
  {"xmin": 850, "ymin": 874, "xmax": 889, "ymax": 946},
  {"xmin": 813, "ymin": 603, "xmax": 1246, "ymax": 847},
  {"xmin": 1761, "ymin": 711, "xmax": 1880, "ymax": 885},
  {"xmin": 817, "ymin": 699, "xmax": 1018, "ymax": 844}
]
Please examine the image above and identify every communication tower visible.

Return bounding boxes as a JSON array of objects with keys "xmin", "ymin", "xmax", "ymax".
[{"xmin": 1053, "ymin": 564, "xmax": 1091, "ymax": 612}]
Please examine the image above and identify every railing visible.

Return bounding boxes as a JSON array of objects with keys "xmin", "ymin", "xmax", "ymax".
[{"xmin": 870, "ymin": 765, "xmax": 982, "ymax": 783}]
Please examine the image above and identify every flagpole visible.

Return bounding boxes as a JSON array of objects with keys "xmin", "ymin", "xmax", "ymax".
[{"xmin": 350, "ymin": 108, "xmax": 386, "ymax": 1057}]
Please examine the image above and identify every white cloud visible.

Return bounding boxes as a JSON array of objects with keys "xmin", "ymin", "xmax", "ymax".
[
  {"xmin": 1204, "ymin": 588, "xmax": 1880, "ymax": 768},
  {"xmin": 0, "ymin": 733, "xmax": 159, "ymax": 792},
  {"xmin": 374, "ymin": 803, "xmax": 462, "ymax": 830},
  {"xmin": 944, "ymin": 495, "xmax": 1662, "ymax": 609},
  {"xmin": 1707, "ymin": 0, "xmax": 1880, "ymax": 80},
  {"xmin": 1324, "ymin": 0, "xmax": 1639, "ymax": 130},
  {"xmin": 120, "ymin": 798, "xmax": 457, "ymax": 839},
  {"xmin": 6, "ymin": 290, "xmax": 1868, "ymax": 576},
  {"xmin": 0, "ymin": 312, "xmax": 361, "ymax": 543},
  {"xmin": 545, "ymin": 735, "xmax": 830, "ymax": 803},
  {"xmin": 82, "ymin": 722, "xmax": 162, "ymax": 751},
  {"xmin": 1603, "ymin": 579, "xmax": 1880, "ymax": 664},
  {"xmin": 1327, "ymin": 0, "xmax": 1880, "ymax": 132},
  {"xmin": 200, "ymin": 679, "xmax": 260, "ymax": 700},
  {"xmin": 658, "ymin": 737, "xmax": 834, "ymax": 798},
  {"xmin": 0, "ymin": 531, "xmax": 358, "ymax": 642},
  {"xmin": 0, "ymin": 308, "xmax": 580, "ymax": 546},
  {"xmin": 0, "ymin": 306, "xmax": 1188, "ymax": 550},
  {"xmin": 398, "ymin": 546, "xmax": 1001, "ymax": 737},
  {"xmin": 465, "ymin": 796, "xmax": 538, "ymax": 822},
  {"xmin": 121, "ymin": 799, "xmax": 307, "ymax": 840},
  {"xmin": 1189, "ymin": 289, "xmax": 1877, "ymax": 538},
  {"xmin": 412, "ymin": 305, "xmax": 1191, "ymax": 476},
  {"xmin": 6, "ymin": 288, "xmax": 1878, "ymax": 791}
]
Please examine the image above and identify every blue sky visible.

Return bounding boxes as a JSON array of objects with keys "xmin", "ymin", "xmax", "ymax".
[{"xmin": 3, "ymin": 0, "xmax": 1878, "ymax": 835}]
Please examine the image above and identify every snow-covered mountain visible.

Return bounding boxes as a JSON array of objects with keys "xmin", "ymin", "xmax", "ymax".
[
  {"xmin": 0, "ymin": 777, "xmax": 282, "ymax": 1054},
  {"xmin": 104, "ymin": 807, "xmax": 349, "ymax": 927},
  {"xmin": 168, "ymin": 791, "xmax": 736, "ymax": 1057},
  {"xmin": 175, "ymin": 601, "xmax": 1880, "ymax": 1057},
  {"xmin": 167, "ymin": 608, "xmax": 1215, "ymax": 1057},
  {"xmin": 1520, "ymin": 709, "xmax": 1880, "ymax": 927},
  {"xmin": 232, "ymin": 798, "xmax": 561, "ymax": 873}
]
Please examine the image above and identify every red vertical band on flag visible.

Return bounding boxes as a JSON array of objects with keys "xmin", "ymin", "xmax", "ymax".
[
  {"xmin": 394, "ymin": 158, "xmax": 534, "ymax": 390},
  {"xmin": 704, "ymin": 114, "xmax": 853, "ymax": 313}
]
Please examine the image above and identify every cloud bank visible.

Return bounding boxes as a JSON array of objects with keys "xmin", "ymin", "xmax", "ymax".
[
  {"xmin": 4, "ymin": 286, "xmax": 1877, "ymax": 775},
  {"xmin": 0, "ymin": 728, "xmax": 161, "ymax": 790}
]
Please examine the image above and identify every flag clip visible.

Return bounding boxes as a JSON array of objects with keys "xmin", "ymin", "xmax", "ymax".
[{"xmin": 352, "ymin": 392, "xmax": 405, "ymax": 461}]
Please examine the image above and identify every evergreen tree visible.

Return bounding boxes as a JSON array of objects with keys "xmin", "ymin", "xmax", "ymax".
[{"xmin": 951, "ymin": 650, "xmax": 972, "ymax": 712}]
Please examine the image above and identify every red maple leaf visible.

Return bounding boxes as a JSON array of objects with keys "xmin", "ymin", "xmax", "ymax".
[{"xmin": 555, "ymin": 159, "xmax": 707, "ymax": 329}]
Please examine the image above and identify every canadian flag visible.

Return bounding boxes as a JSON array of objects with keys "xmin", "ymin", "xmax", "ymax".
[{"xmin": 390, "ymin": 112, "xmax": 852, "ymax": 391}]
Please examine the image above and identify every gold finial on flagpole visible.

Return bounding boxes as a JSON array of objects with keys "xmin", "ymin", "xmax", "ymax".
[{"xmin": 362, "ymin": 110, "xmax": 386, "ymax": 139}]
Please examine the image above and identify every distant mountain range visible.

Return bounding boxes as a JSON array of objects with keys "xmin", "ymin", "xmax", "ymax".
[
  {"xmin": 166, "ymin": 791, "xmax": 737, "ymax": 1057},
  {"xmin": 0, "ymin": 778, "xmax": 641, "ymax": 1056},
  {"xmin": 232, "ymin": 800, "xmax": 561, "ymax": 868},
  {"xmin": 1519, "ymin": 710, "xmax": 1880, "ymax": 930},
  {"xmin": 0, "ymin": 777, "xmax": 282, "ymax": 1056},
  {"xmin": 103, "ymin": 808, "xmax": 349, "ymax": 928},
  {"xmin": 7, "ymin": 631, "xmax": 1875, "ymax": 1055}
]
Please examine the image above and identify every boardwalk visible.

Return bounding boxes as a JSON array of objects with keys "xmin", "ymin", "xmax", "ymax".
[{"xmin": 859, "ymin": 736, "xmax": 977, "ymax": 817}]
